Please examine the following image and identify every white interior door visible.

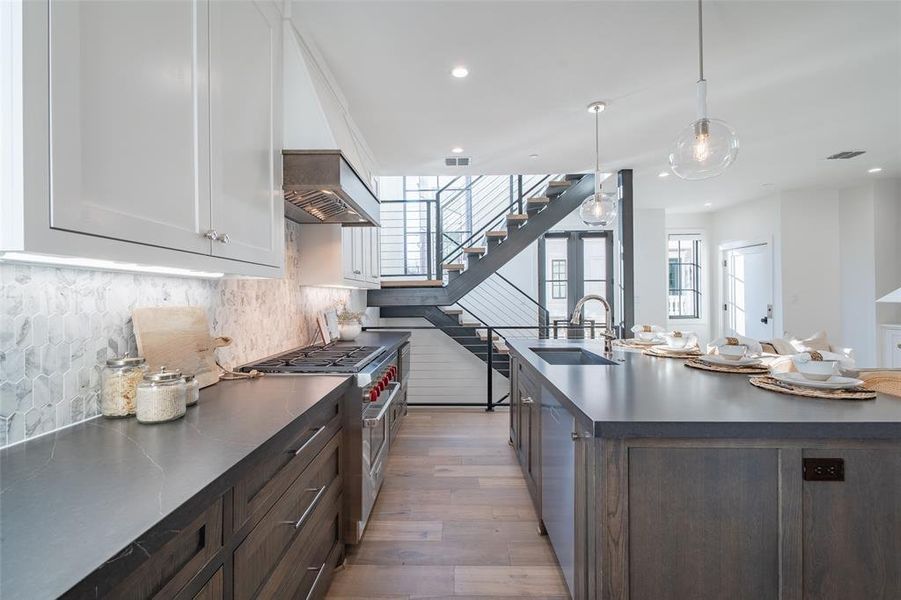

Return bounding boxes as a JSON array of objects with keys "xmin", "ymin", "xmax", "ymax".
[{"xmin": 723, "ymin": 243, "xmax": 774, "ymax": 340}]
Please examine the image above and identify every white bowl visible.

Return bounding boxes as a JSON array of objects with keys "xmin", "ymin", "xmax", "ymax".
[
  {"xmin": 791, "ymin": 357, "xmax": 838, "ymax": 381},
  {"xmin": 663, "ymin": 332, "xmax": 694, "ymax": 349},
  {"xmin": 717, "ymin": 344, "xmax": 748, "ymax": 361},
  {"xmin": 636, "ymin": 331, "xmax": 659, "ymax": 342}
]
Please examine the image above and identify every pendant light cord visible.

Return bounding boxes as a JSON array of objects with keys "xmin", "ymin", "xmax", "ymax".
[{"xmin": 697, "ymin": 0, "xmax": 705, "ymax": 81}]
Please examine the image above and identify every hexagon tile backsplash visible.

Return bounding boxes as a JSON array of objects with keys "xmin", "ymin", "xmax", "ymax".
[{"xmin": 0, "ymin": 221, "xmax": 363, "ymax": 448}]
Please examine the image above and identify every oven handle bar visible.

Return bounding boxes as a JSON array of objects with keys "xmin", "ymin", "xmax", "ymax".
[{"xmin": 363, "ymin": 382, "xmax": 401, "ymax": 428}]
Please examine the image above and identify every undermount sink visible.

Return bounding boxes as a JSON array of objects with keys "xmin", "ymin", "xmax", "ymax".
[{"xmin": 530, "ymin": 347, "xmax": 619, "ymax": 366}]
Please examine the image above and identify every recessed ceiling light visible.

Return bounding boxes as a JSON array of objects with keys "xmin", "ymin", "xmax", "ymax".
[
  {"xmin": 658, "ymin": 171, "xmax": 670, "ymax": 178},
  {"xmin": 587, "ymin": 101, "xmax": 607, "ymax": 114},
  {"xmin": 529, "ymin": 153, "xmax": 539, "ymax": 159},
  {"xmin": 868, "ymin": 167, "xmax": 883, "ymax": 173},
  {"xmin": 451, "ymin": 147, "xmax": 464, "ymax": 154},
  {"xmin": 704, "ymin": 202, "xmax": 713, "ymax": 207},
  {"xmin": 451, "ymin": 66, "xmax": 469, "ymax": 78},
  {"xmin": 762, "ymin": 183, "xmax": 776, "ymax": 188}
]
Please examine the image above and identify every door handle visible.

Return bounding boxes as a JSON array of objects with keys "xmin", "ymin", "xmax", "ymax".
[{"xmin": 760, "ymin": 316, "xmax": 769, "ymax": 324}]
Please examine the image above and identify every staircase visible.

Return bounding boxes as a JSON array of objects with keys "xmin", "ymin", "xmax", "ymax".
[
  {"xmin": 369, "ymin": 173, "xmax": 593, "ymax": 307},
  {"xmin": 371, "ymin": 173, "xmax": 592, "ymax": 382}
]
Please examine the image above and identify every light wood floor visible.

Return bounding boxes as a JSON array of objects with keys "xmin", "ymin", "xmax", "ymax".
[{"xmin": 326, "ymin": 408, "xmax": 569, "ymax": 599}]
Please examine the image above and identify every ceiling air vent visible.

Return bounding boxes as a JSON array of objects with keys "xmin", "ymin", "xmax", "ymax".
[
  {"xmin": 445, "ymin": 157, "xmax": 471, "ymax": 167},
  {"xmin": 826, "ymin": 150, "xmax": 866, "ymax": 160}
]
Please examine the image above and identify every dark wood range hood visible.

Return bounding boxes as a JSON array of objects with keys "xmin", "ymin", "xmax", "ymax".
[{"xmin": 282, "ymin": 150, "xmax": 380, "ymax": 226}]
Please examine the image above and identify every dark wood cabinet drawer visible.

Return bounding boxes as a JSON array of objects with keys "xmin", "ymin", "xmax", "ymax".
[
  {"xmin": 107, "ymin": 498, "xmax": 223, "ymax": 600},
  {"xmin": 234, "ymin": 431, "xmax": 343, "ymax": 600},
  {"xmin": 255, "ymin": 491, "xmax": 343, "ymax": 600},
  {"xmin": 192, "ymin": 568, "xmax": 224, "ymax": 600},
  {"xmin": 233, "ymin": 394, "xmax": 341, "ymax": 530}
]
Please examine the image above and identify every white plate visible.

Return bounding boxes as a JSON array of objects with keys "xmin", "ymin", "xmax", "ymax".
[
  {"xmin": 652, "ymin": 344, "xmax": 700, "ymax": 354},
  {"xmin": 772, "ymin": 372, "xmax": 864, "ymax": 390},
  {"xmin": 699, "ymin": 355, "xmax": 762, "ymax": 367},
  {"xmin": 629, "ymin": 338, "xmax": 663, "ymax": 346}
]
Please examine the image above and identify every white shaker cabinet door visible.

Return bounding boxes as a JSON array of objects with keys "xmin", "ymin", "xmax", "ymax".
[
  {"xmin": 208, "ymin": 0, "xmax": 283, "ymax": 267},
  {"xmin": 342, "ymin": 227, "xmax": 357, "ymax": 281},
  {"xmin": 48, "ymin": 0, "xmax": 211, "ymax": 254},
  {"xmin": 367, "ymin": 228, "xmax": 381, "ymax": 283}
]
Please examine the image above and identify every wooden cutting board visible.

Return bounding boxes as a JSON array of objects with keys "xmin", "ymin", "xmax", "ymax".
[{"xmin": 132, "ymin": 306, "xmax": 229, "ymax": 388}]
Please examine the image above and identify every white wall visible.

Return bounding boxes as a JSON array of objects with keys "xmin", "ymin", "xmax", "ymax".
[
  {"xmin": 780, "ymin": 189, "xmax": 842, "ymax": 341},
  {"xmin": 661, "ymin": 179, "xmax": 900, "ymax": 365},
  {"xmin": 838, "ymin": 185, "xmax": 877, "ymax": 365},
  {"xmin": 633, "ymin": 209, "xmax": 667, "ymax": 328},
  {"xmin": 375, "ymin": 317, "xmax": 508, "ymax": 405}
]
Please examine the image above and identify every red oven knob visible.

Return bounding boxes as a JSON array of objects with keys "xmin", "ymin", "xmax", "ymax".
[
  {"xmin": 389, "ymin": 366, "xmax": 396, "ymax": 379},
  {"xmin": 368, "ymin": 388, "xmax": 379, "ymax": 403}
]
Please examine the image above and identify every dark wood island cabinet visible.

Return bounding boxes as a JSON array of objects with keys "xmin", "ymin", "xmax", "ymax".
[{"xmin": 509, "ymin": 341, "xmax": 901, "ymax": 600}]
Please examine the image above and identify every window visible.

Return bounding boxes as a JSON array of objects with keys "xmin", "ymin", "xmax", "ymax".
[
  {"xmin": 550, "ymin": 259, "xmax": 567, "ymax": 299},
  {"xmin": 668, "ymin": 234, "xmax": 702, "ymax": 319}
]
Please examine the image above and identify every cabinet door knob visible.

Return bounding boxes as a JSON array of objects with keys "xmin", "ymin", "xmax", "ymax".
[
  {"xmin": 218, "ymin": 232, "xmax": 230, "ymax": 244},
  {"xmin": 353, "ymin": 269, "xmax": 362, "ymax": 274},
  {"xmin": 203, "ymin": 229, "xmax": 220, "ymax": 241},
  {"xmin": 522, "ymin": 396, "xmax": 534, "ymax": 405}
]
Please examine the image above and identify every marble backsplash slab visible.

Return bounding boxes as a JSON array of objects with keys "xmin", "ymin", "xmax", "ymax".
[{"xmin": 0, "ymin": 221, "xmax": 366, "ymax": 447}]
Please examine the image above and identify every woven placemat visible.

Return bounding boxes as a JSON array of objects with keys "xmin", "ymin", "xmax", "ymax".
[
  {"xmin": 749, "ymin": 376, "xmax": 876, "ymax": 400},
  {"xmin": 642, "ymin": 346, "xmax": 702, "ymax": 359},
  {"xmin": 685, "ymin": 359, "xmax": 770, "ymax": 375}
]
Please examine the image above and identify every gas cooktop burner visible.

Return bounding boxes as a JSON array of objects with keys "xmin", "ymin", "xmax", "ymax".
[{"xmin": 240, "ymin": 344, "xmax": 384, "ymax": 374}]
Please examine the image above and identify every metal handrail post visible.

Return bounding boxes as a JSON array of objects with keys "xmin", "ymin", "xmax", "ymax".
[
  {"xmin": 486, "ymin": 326, "xmax": 494, "ymax": 412},
  {"xmin": 435, "ymin": 190, "xmax": 444, "ymax": 277}
]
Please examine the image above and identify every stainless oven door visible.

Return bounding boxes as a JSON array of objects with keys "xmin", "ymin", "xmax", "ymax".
[{"xmin": 360, "ymin": 381, "xmax": 400, "ymax": 531}]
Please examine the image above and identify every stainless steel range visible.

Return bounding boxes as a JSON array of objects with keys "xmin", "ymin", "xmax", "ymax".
[{"xmin": 239, "ymin": 340, "xmax": 410, "ymax": 544}]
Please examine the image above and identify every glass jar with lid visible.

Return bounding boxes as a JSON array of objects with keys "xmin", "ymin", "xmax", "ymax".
[
  {"xmin": 136, "ymin": 366, "xmax": 187, "ymax": 424},
  {"xmin": 184, "ymin": 374, "xmax": 200, "ymax": 407},
  {"xmin": 101, "ymin": 354, "xmax": 148, "ymax": 417}
]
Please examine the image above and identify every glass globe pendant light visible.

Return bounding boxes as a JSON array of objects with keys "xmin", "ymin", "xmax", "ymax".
[
  {"xmin": 668, "ymin": 0, "xmax": 739, "ymax": 180},
  {"xmin": 579, "ymin": 102, "xmax": 617, "ymax": 227}
]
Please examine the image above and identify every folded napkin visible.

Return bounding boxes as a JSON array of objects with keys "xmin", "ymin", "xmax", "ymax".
[
  {"xmin": 631, "ymin": 324, "xmax": 664, "ymax": 334},
  {"xmin": 707, "ymin": 334, "xmax": 763, "ymax": 355},
  {"xmin": 793, "ymin": 351, "xmax": 856, "ymax": 369},
  {"xmin": 769, "ymin": 351, "xmax": 856, "ymax": 374}
]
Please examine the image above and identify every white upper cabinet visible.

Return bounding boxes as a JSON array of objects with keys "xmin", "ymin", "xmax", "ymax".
[
  {"xmin": 297, "ymin": 224, "xmax": 380, "ymax": 289},
  {"xmin": 209, "ymin": 0, "xmax": 283, "ymax": 266},
  {"xmin": 48, "ymin": 0, "xmax": 211, "ymax": 254},
  {"xmin": 4, "ymin": 0, "xmax": 285, "ymax": 276}
]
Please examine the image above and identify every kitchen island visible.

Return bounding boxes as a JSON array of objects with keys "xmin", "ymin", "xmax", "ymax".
[{"xmin": 507, "ymin": 339, "xmax": 901, "ymax": 600}]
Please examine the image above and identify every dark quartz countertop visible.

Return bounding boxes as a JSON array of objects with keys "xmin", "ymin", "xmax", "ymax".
[
  {"xmin": 507, "ymin": 339, "xmax": 901, "ymax": 439},
  {"xmin": 0, "ymin": 375, "xmax": 353, "ymax": 600}
]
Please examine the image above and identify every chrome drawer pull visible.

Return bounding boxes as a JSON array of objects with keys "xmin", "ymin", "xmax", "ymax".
[
  {"xmin": 522, "ymin": 396, "xmax": 534, "ymax": 405},
  {"xmin": 289, "ymin": 425, "xmax": 327, "ymax": 456},
  {"xmin": 291, "ymin": 485, "xmax": 327, "ymax": 530},
  {"xmin": 305, "ymin": 562, "xmax": 327, "ymax": 600}
]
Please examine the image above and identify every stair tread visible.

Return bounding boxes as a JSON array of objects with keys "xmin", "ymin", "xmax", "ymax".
[
  {"xmin": 477, "ymin": 330, "xmax": 500, "ymax": 341},
  {"xmin": 485, "ymin": 230, "xmax": 507, "ymax": 237},
  {"xmin": 440, "ymin": 307, "xmax": 463, "ymax": 315},
  {"xmin": 527, "ymin": 196, "xmax": 551, "ymax": 203},
  {"xmin": 442, "ymin": 263, "xmax": 465, "ymax": 271},
  {"xmin": 380, "ymin": 279, "xmax": 444, "ymax": 288},
  {"xmin": 506, "ymin": 213, "xmax": 528, "ymax": 221},
  {"xmin": 463, "ymin": 247, "xmax": 487, "ymax": 254},
  {"xmin": 547, "ymin": 179, "xmax": 571, "ymax": 187},
  {"xmin": 460, "ymin": 321, "xmax": 482, "ymax": 327}
]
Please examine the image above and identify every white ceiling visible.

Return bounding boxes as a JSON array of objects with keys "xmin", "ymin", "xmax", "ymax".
[{"xmin": 292, "ymin": 1, "xmax": 901, "ymax": 210}]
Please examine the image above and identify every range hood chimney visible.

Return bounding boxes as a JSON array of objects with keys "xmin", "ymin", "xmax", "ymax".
[{"xmin": 282, "ymin": 150, "xmax": 380, "ymax": 226}]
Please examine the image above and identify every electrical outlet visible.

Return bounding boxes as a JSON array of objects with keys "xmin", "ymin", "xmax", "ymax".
[{"xmin": 803, "ymin": 458, "xmax": 844, "ymax": 481}]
